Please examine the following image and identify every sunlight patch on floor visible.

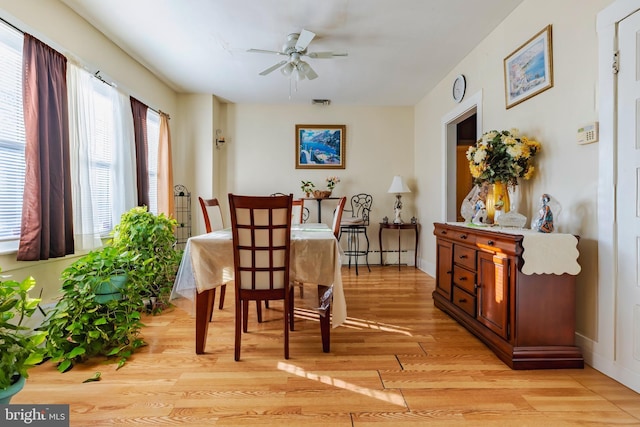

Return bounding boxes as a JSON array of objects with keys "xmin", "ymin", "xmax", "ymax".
[{"xmin": 277, "ymin": 362, "xmax": 406, "ymax": 407}]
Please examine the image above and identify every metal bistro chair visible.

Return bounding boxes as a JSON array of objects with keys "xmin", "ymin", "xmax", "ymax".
[
  {"xmin": 339, "ymin": 193, "xmax": 373, "ymax": 275},
  {"xmin": 229, "ymin": 193, "xmax": 294, "ymax": 361}
]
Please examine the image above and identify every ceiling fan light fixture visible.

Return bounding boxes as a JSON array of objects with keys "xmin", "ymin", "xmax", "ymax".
[
  {"xmin": 281, "ymin": 62, "xmax": 294, "ymax": 77},
  {"xmin": 294, "ymin": 66, "xmax": 305, "ymax": 81},
  {"xmin": 249, "ymin": 29, "xmax": 348, "ymax": 82}
]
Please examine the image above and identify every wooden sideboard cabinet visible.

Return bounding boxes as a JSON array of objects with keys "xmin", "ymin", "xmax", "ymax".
[{"xmin": 433, "ymin": 222, "xmax": 584, "ymax": 369}]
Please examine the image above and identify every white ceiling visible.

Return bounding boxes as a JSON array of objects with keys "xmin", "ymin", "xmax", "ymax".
[{"xmin": 60, "ymin": 0, "xmax": 524, "ymax": 106}]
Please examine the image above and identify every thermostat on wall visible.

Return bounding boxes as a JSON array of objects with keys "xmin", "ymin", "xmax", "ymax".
[{"xmin": 577, "ymin": 122, "xmax": 599, "ymax": 144}]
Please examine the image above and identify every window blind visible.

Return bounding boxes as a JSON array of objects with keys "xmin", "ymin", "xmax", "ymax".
[{"xmin": 0, "ymin": 22, "xmax": 25, "ymax": 241}]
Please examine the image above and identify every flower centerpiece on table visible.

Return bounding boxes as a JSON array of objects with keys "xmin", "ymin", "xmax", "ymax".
[
  {"xmin": 466, "ymin": 129, "xmax": 540, "ymax": 187},
  {"xmin": 326, "ymin": 176, "xmax": 340, "ymax": 191}
]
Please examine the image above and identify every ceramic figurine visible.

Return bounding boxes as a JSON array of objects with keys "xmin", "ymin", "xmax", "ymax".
[
  {"xmin": 461, "ymin": 184, "xmax": 488, "ymax": 224},
  {"xmin": 532, "ymin": 193, "xmax": 554, "ymax": 233},
  {"xmin": 472, "ymin": 199, "xmax": 487, "ymax": 225}
]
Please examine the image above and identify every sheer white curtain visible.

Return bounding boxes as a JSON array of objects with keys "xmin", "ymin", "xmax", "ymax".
[
  {"xmin": 111, "ymin": 90, "xmax": 138, "ymax": 224},
  {"xmin": 67, "ymin": 63, "xmax": 138, "ymax": 249},
  {"xmin": 67, "ymin": 62, "xmax": 101, "ymax": 250}
]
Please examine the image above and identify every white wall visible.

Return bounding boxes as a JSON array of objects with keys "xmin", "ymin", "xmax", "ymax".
[
  {"xmin": 415, "ymin": 0, "xmax": 612, "ymax": 343},
  {"xmin": 223, "ymin": 104, "xmax": 415, "ymax": 257}
]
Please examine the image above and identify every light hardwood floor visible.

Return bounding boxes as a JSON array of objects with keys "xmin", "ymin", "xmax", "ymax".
[{"xmin": 16, "ymin": 266, "xmax": 640, "ymax": 426}]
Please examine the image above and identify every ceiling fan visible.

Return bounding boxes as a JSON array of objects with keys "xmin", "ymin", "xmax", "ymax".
[{"xmin": 248, "ymin": 29, "xmax": 347, "ymax": 81}]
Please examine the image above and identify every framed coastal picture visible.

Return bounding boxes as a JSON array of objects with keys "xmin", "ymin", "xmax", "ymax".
[
  {"xmin": 295, "ymin": 124, "xmax": 346, "ymax": 169},
  {"xmin": 503, "ymin": 25, "xmax": 553, "ymax": 109}
]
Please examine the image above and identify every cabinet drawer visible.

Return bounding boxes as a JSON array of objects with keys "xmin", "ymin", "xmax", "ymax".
[
  {"xmin": 452, "ymin": 286, "xmax": 476, "ymax": 317},
  {"xmin": 475, "ymin": 235, "xmax": 518, "ymax": 255},
  {"xmin": 453, "ymin": 265, "xmax": 476, "ymax": 294},
  {"xmin": 453, "ymin": 245, "xmax": 476, "ymax": 270},
  {"xmin": 435, "ymin": 226, "xmax": 476, "ymax": 245},
  {"xmin": 452, "ymin": 230, "xmax": 476, "ymax": 245}
]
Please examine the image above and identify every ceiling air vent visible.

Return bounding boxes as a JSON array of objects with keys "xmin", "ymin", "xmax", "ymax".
[{"xmin": 312, "ymin": 99, "xmax": 331, "ymax": 106}]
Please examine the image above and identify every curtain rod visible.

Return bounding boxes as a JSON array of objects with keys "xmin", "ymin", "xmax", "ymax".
[
  {"xmin": 91, "ymin": 70, "xmax": 167, "ymax": 118},
  {"xmin": 0, "ymin": 16, "xmax": 22, "ymax": 34},
  {"xmin": 0, "ymin": 16, "xmax": 168, "ymax": 119}
]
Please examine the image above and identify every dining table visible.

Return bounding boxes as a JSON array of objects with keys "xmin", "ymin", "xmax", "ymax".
[{"xmin": 170, "ymin": 223, "xmax": 346, "ymax": 354}]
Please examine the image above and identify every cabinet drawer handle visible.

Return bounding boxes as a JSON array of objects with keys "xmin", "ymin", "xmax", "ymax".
[
  {"xmin": 441, "ymin": 230, "xmax": 447, "ymax": 234},
  {"xmin": 458, "ymin": 298, "xmax": 467, "ymax": 303},
  {"xmin": 474, "ymin": 283, "xmax": 479, "ymax": 290},
  {"xmin": 487, "ymin": 240, "xmax": 495, "ymax": 246},
  {"xmin": 460, "ymin": 234, "xmax": 467, "ymax": 239},
  {"xmin": 459, "ymin": 254, "xmax": 468, "ymax": 259},
  {"xmin": 458, "ymin": 276, "xmax": 467, "ymax": 281},
  {"xmin": 447, "ymin": 270, "xmax": 452, "ymax": 275}
]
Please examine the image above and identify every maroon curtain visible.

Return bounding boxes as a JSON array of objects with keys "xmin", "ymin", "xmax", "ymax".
[
  {"xmin": 17, "ymin": 34, "xmax": 73, "ymax": 261},
  {"xmin": 130, "ymin": 97, "xmax": 149, "ymax": 208}
]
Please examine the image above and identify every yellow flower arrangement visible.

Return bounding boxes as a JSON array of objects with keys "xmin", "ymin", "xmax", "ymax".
[{"xmin": 466, "ymin": 129, "xmax": 541, "ymax": 187}]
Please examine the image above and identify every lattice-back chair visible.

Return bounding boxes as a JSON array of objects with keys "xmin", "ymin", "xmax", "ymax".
[
  {"xmin": 229, "ymin": 193, "xmax": 294, "ymax": 361},
  {"xmin": 339, "ymin": 193, "xmax": 373, "ymax": 275},
  {"xmin": 198, "ymin": 197, "xmax": 227, "ymax": 310}
]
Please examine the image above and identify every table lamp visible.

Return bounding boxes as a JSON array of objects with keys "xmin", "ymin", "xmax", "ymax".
[{"xmin": 387, "ymin": 175, "xmax": 411, "ymax": 224}]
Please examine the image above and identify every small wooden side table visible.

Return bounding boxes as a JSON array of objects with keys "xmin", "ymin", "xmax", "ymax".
[{"xmin": 379, "ymin": 222, "xmax": 420, "ymax": 270}]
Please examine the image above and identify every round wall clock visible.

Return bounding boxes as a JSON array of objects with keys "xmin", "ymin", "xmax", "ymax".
[{"xmin": 452, "ymin": 74, "xmax": 466, "ymax": 103}]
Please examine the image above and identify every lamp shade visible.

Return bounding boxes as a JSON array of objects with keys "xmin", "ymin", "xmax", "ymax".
[{"xmin": 387, "ymin": 175, "xmax": 411, "ymax": 194}]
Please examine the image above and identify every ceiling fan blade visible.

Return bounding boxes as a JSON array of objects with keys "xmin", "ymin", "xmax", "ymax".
[
  {"xmin": 259, "ymin": 60, "xmax": 288, "ymax": 76},
  {"xmin": 307, "ymin": 51, "xmax": 348, "ymax": 59},
  {"xmin": 295, "ymin": 29, "xmax": 316, "ymax": 52},
  {"xmin": 300, "ymin": 62, "xmax": 318, "ymax": 80},
  {"xmin": 247, "ymin": 48, "xmax": 286, "ymax": 56}
]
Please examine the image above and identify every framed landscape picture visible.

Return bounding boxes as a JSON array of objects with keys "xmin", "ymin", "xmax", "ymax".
[
  {"xmin": 295, "ymin": 124, "xmax": 346, "ymax": 169},
  {"xmin": 503, "ymin": 25, "xmax": 553, "ymax": 109}
]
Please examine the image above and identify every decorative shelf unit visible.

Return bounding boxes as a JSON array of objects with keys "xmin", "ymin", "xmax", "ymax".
[{"xmin": 174, "ymin": 184, "xmax": 191, "ymax": 250}]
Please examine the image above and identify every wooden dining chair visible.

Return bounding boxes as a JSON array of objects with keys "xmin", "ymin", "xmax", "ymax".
[
  {"xmin": 332, "ymin": 197, "xmax": 347, "ymax": 239},
  {"xmin": 271, "ymin": 193, "xmax": 307, "ymax": 224},
  {"xmin": 198, "ymin": 197, "xmax": 227, "ymax": 310},
  {"xmin": 292, "ymin": 199, "xmax": 304, "ymax": 224},
  {"xmin": 271, "ymin": 194, "xmax": 305, "ymax": 300},
  {"xmin": 229, "ymin": 193, "xmax": 294, "ymax": 361}
]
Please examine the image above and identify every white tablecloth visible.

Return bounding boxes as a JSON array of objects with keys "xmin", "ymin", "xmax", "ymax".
[{"xmin": 170, "ymin": 223, "xmax": 346, "ymax": 327}]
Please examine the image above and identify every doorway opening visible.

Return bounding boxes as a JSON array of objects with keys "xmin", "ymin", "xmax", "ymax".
[
  {"xmin": 442, "ymin": 91, "xmax": 482, "ymax": 222},
  {"xmin": 455, "ymin": 115, "xmax": 477, "ymax": 221}
]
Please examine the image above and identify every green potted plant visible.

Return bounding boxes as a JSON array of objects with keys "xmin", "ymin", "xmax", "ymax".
[
  {"xmin": 300, "ymin": 180, "xmax": 315, "ymax": 197},
  {"xmin": 42, "ymin": 247, "xmax": 145, "ymax": 372},
  {"xmin": 109, "ymin": 206, "xmax": 182, "ymax": 312},
  {"xmin": 0, "ymin": 269, "xmax": 47, "ymax": 403}
]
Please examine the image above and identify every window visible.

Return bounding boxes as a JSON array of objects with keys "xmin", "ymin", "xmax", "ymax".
[
  {"xmin": 0, "ymin": 18, "xmax": 162, "ymax": 247},
  {"xmin": 146, "ymin": 110, "xmax": 160, "ymax": 215},
  {"xmin": 89, "ymin": 78, "xmax": 116, "ymax": 234},
  {"xmin": 0, "ymin": 21, "xmax": 25, "ymax": 243}
]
